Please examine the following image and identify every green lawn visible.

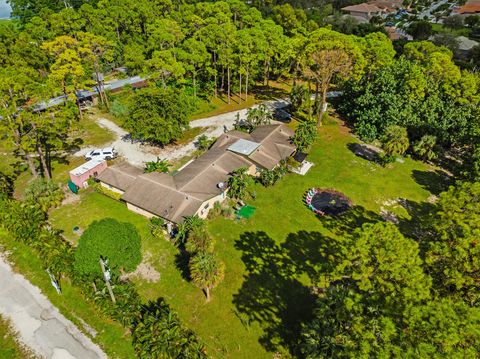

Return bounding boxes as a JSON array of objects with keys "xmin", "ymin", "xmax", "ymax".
[
  {"xmin": 48, "ymin": 117, "xmax": 446, "ymax": 358},
  {"xmin": 0, "ymin": 315, "xmax": 35, "ymax": 359}
]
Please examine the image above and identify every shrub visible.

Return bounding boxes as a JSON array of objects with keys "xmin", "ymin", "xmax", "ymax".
[
  {"xmin": 382, "ymin": 125, "xmax": 409, "ymax": 157},
  {"xmin": 197, "ymin": 135, "xmax": 213, "ymax": 151},
  {"xmin": 131, "ymin": 298, "xmax": 207, "ymax": 358},
  {"xmin": 24, "ymin": 179, "xmax": 64, "ymax": 212},
  {"xmin": 413, "ymin": 135, "xmax": 437, "ymax": 161},
  {"xmin": 185, "ymin": 226, "xmax": 214, "ymax": 254},
  {"xmin": 74, "ymin": 218, "xmax": 142, "ymax": 280},
  {"xmin": 144, "ymin": 158, "xmax": 170, "ymax": 173},
  {"xmin": 292, "ymin": 120, "xmax": 317, "ymax": 152},
  {"xmin": 94, "ymin": 183, "xmax": 122, "ymax": 200}
]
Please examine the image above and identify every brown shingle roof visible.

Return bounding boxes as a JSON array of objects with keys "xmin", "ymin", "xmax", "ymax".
[
  {"xmin": 97, "ymin": 162, "xmax": 143, "ymax": 191},
  {"xmin": 342, "ymin": 3, "xmax": 384, "ymax": 13},
  {"xmin": 454, "ymin": 4, "xmax": 480, "ymax": 13},
  {"xmin": 121, "ymin": 172, "xmax": 202, "ymax": 223},
  {"xmin": 249, "ymin": 124, "xmax": 296, "ymax": 170},
  {"xmin": 118, "ymin": 124, "xmax": 296, "ymax": 223}
]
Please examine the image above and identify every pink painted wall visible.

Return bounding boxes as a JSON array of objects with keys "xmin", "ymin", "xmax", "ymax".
[{"xmin": 69, "ymin": 160, "xmax": 107, "ymax": 188}]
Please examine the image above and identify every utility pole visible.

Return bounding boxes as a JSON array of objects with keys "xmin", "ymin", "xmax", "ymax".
[{"xmin": 99, "ymin": 257, "xmax": 116, "ymax": 303}]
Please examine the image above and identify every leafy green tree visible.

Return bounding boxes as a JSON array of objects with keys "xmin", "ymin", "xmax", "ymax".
[
  {"xmin": 292, "ymin": 120, "xmax": 317, "ymax": 152},
  {"xmin": 0, "ymin": 172, "xmax": 14, "ymax": 199},
  {"xmin": 176, "ymin": 215, "xmax": 205, "ymax": 244},
  {"xmin": 228, "ymin": 167, "xmax": 250, "ymax": 200},
  {"xmin": 444, "ymin": 15, "xmax": 464, "ymax": 30},
  {"xmin": 124, "ymin": 88, "xmax": 192, "ymax": 145},
  {"xmin": 178, "ymin": 38, "xmax": 209, "ymax": 98},
  {"xmin": 301, "ymin": 222, "xmax": 431, "ymax": 358},
  {"xmin": 185, "ymin": 226, "xmax": 214, "ymax": 255},
  {"xmin": 131, "ymin": 298, "xmax": 207, "ymax": 358},
  {"xmin": 303, "ymin": 29, "xmax": 365, "ymax": 126},
  {"xmin": 407, "ymin": 21, "xmax": 433, "ymax": 40},
  {"xmin": 42, "ymin": 35, "xmax": 90, "ymax": 120},
  {"xmin": 413, "ymin": 135, "xmax": 437, "ymax": 161},
  {"xmin": 401, "ymin": 298, "xmax": 480, "ymax": 357},
  {"xmin": 426, "ymin": 182, "xmax": 480, "ymax": 305},
  {"xmin": 196, "ymin": 135, "xmax": 213, "ymax": 151},
  {"xmin": 74, "ymin": 218, "xmax": 142, "ymax": 280},
  {"xmin": 24, "ymin": 179, "xmax": 64, "ymax": 212},
  {"xmin": 245, "ymin": 104, "xmax": 272, "ymax": 131},
  {"xmin": 462, "ymin": 144, "xmax": 480, "ymax": 182},
  {"xmin": 189, "ymin": 251, "xmax": 225, "ymax": 301},
  {"xmin": 381, "ymin": 125, "xmax": 409, "ymax": 157}
]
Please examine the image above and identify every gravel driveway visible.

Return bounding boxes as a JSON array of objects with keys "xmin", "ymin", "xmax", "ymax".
[{"xmin": 74, "ymin": 98, "xmax": 290, "ymax": 167}]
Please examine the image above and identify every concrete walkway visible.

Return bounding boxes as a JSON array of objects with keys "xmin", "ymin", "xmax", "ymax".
[{"xmin": 0, "ymin": 257, "xmax": 107, "ymax": 359}]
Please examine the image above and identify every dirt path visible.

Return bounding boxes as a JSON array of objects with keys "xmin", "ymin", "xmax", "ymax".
[
  {"xmin": 74, "ymin": 98, "xmax": 290, "ymax": 166},
  {"xmin": 0, "ymin": 257, "xmax": 107, "ymax": 359}
]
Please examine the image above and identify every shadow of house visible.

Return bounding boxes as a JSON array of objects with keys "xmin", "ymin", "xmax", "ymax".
[
  {"xmin": 233, "ymin": 230, "xmax": 348, "ymax": 355},
  {"xmin": 319, "ymin": 205, "xmax": 384, "ymax": 237}
]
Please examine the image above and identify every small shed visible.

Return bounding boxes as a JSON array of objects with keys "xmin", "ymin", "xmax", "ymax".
[{"xmin": 69, "ymin": 159, "xmax": 107, "ymax": 188}]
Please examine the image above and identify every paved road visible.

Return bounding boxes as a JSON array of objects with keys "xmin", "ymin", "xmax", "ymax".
[{"xmin": 0, "ymin": 257, "xmax": 107, "ymax": 359}]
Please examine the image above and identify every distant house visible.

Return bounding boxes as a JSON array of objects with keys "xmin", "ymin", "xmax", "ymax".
[
  {"xmin": 453, "ymin": 0, "xmax": 480, "ymax": 16},
  {"xmin": 32, "ymin": 76, "xmax": 147, "ymax": 113},
  {"xmin": 98, "ymin": 124, "xmax": 296, "ymax": 223},
  {"xmin": 341, "ymin": 0, "xmax": 402, "ymax": 20}
]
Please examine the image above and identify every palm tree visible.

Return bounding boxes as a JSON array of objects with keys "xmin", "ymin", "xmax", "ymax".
[
  {"xmin": 228, "ymin": 167, "xmax": 249, "ymax": 200},
  {"xmin": 382, "ymin": 125, "xmax": 410, "ymax": 157},
  {"xmin": 189, "ymin": 252, "xmax": 225, "ymax": 302}
]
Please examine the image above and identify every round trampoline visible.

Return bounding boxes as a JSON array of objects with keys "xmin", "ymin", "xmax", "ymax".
[{"xmin": 305, "ymin": 188, "xmax": 352, "ymax": 216}]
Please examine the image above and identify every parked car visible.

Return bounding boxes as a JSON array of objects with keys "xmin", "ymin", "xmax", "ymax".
[{"xmin": 84, "ymin": 147, "xmax": 118, "ymax": 161}]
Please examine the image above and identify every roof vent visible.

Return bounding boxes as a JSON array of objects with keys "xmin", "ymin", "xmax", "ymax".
[{"xmin": 217, "ymin": 182, "xmax": 225, "ymax": 189}]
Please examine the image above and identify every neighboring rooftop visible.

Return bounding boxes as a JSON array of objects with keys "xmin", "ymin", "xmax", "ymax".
[
  {"xmin": 454, "ymin": 0, "xmax": 480, "ymax": 14},
  {"xmin": 342, "ymin": 3, "xmax": 384, "ymax": 13}
]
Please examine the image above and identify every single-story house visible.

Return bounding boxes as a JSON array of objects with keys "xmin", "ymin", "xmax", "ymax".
[
  {"xmin": 97, "ymin": 161, "xmax": 143, "ymax": 194},
  {"xmin": 98, "ymin": 124, "xmax": 296, "ymax": 223},
  {"xmin": 341, "ymin": 0, "xmax": 402, "ymax": 20},
  {"xmin": 69, "ymin": 159, "xmax": 107, "ymax": 188}
]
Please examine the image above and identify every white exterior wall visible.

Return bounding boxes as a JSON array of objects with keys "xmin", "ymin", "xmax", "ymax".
[
  {"xmin": 100, "ymin": 181, "xmax": 125, "ymax": 195},
  {"xmin": 195, "ymin": 191, "xmax": 227, "ymax": 219}
]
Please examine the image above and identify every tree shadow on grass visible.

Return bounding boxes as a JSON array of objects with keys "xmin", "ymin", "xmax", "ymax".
[
  {"xmin": 396, "ymin": 198, "xmax": 437, "ymax": 252},
  {"xmin": 174, "ymin": 248, "xmax": 191, "ymax": 281},
  {"xmin": 411, "ymin": 169, "xmax": 453, "ymax": 196},
  {"xmin": 347, "ymin": 142, "xmax": 382, "ymax": 164},
  {"xmin": 233, "ymin": 230, "xmax": 345, "ymax": 355},
  {"xmin": 319, "ymin": 205, "xmax": 383, "ymax": 237}
]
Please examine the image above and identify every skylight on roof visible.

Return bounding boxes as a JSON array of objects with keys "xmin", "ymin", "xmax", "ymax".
[{"xmin": 228, "ymin": 139, "xmax": 260, "ymax": 156}]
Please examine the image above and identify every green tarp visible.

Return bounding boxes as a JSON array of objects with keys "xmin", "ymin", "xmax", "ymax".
[
  {"xmin": 237, "ymin": 205, "xmax": 256, "ymax": 219},
  {"xmin": 68, "ymin": 180, "xmax": 78, "ymax": 194}
]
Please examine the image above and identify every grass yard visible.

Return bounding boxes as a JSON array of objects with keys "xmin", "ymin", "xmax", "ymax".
[
  {"xmin": 0, "ymin": 229, "xmax": 136, "ymax": 358},
  {"xmin": 0, "ymin": 315, "xmax": 35, "ymax": 359},
  {"xmin": 190, "ymin": 81, "xmax": 291, "ymax": 121},
  {"xmin": 48, "ymin": 117, "xmax": 446, "ymax": 358}
]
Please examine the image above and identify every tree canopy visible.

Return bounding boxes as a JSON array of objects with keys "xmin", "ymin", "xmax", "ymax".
[{"xmin": 74, "ymin": 218, "xmax": 142, "ymax": 279}]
